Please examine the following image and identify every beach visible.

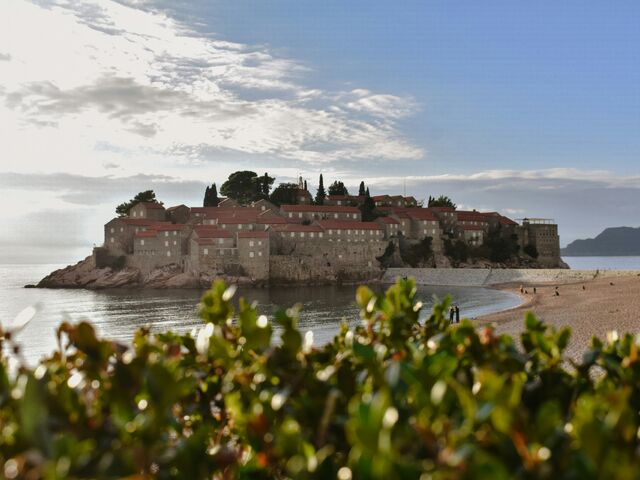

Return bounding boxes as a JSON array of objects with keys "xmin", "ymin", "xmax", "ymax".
[{"xmin": 478, "ymin": 274, "xmax": 640, "ymax": 360}]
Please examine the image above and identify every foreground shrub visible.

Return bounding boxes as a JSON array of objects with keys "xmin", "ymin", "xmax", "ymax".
[{"xmin": 1, "ymin": 279, "xmax": 640, "ymax": 479}]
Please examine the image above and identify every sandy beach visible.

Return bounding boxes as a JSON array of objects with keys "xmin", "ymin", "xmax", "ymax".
[{"xmin": 478, "ymin": 274, "xmax": 640, "ymax": 360}]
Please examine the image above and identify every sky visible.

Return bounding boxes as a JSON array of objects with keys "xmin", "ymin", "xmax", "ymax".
[{"xmin": 1, "ymin": 0, "xmax": 639, "ymax": 263}]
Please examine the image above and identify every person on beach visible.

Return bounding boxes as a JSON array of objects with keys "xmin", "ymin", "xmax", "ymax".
[
  {"xmin": 533, "ymin": 287, "xmax": 537, "ymax": 294},
  {"xmin": 449, "ymin": 306, "xmax": 455, "ymax": 323},
  {"xmin": 455, "ymin": 305, "xmax": 460, "ymax": 324}
]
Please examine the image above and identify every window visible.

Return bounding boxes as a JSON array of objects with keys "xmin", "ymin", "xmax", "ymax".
[
  {"xmin": 165, "ymin": 241, "xmax": 169, "ymax": 247},
  {"xmin": 258, "ymin": 251, "xmax": 262, "ymax": 257},
  {"xmin": 319, "ymin": 232, "xmax": 323, "ymax": 238},
  {"xmin": 219, "ymin": 249, "xmax": 224, "ymax": 255},
  {"xmin": 133, "ymin": 211, "xmax": 137, "ymax": 217},
  {"xmin": 334, "ymin": 213, "xmax": 338, "ymax": 219},
  {"xmin": 140, "ymin": 239, "xmax": 145, "ymax": 246},
  {"xmin": 165, "ymin": 231, "xmax": 169, "ymax": 237},
  {"xmin": 258, "ymin": 241, "xmax": 262, "ymax": 246},
  {"xmin": 310, "ymin": 232, "xmax": 314, "ymax": 238},
  {"xmin": 120, "ymin": 227, "xmax": 123, "ymax": 232},
  {"xmin": 353, "ymin": 214, "xmax": 357, "ymax": 219},
  {"xmin": 238, "ymin": 224, "xmax": 243, "ymax": 230},
  {"xmin": 288, "ymin": 213, "xmax": 292, "ymax": 218},
  {"xmin": 218, "ymin": 238, "xmax": 224, "ymax": 244},
  {"xmin": 249, "ymin": 240, "xmax": 254, "ymax": 247},
  {"xmin": 166, "ymin": 251, "xmax": 171, "ymax": 257},
  {"xmin": 173, "ymin": 241, "xmax": 177, "ymax": 246},
  {"xmin": 328, "ymin": 229, "xmax": 333, "ymax": 235},
  {"xmin": 300, "ymin": 232, "xmax": 305, "ymax": 238},
  {"xmin": 110, "ymin": 228, "xmax": 114, "ymax": 233},
  {"xmin": 290, "ymin": 232, "xmax": 295, "ymax": 238},
  {"xmin": 173, "ymin": 231, "xmax": 177, "ymax": 236},
  {"xmin": 110, "ymin": 237, "xmax": 114, "ymax": 243},
  {"xmin": 249, "ymin": 252, "xmax": 254, "ymax": 258},
  {"xmin": 204, "ymin": 248, "xmax": 208, "ymax": 255},
  {"xmin": 298, "ymin": 213, "xmax": 303, "ymax": 218}
]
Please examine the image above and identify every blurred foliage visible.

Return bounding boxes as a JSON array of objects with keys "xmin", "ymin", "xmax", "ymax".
[{"xmin": 2, "ymin": 279, "xmax": 640, "ymax": 479}]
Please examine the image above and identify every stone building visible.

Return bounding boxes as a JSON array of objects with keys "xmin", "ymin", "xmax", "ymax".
[
  {"xmin": 517, "ymin": 219, "xmax": 562, "ymax": 266},
  {"xmin": 128, "ymin": 202, "xmax": 167, "ymax": 221},
  {"xmin": 280, "ymin": 205, "xmax": 361, "ymax": 222},
  {"xmin": 237, "ymin": 231, "xmax": 270, "ymax": 280}
]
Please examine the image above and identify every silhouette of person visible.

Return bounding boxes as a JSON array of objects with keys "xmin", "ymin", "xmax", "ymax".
[
  {"xmin": 455, "ymin": 305, "xmax": 460, "ymax": 324},
  {"xmin": 449, "ymin": 306, "xmax": 455, "ymax": 323}
]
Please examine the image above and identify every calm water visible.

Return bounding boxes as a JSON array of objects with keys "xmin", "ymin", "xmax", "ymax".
[
  {"xmin": 1, "ymin": 264, "xmax": 522, "ymax": 364},
  {"xmin": 563, "ymin": 256, "xmax": 640, "ymax": 270}
]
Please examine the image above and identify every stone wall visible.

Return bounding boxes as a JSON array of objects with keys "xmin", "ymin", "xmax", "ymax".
[
  {"xmin": 382, "ymin": 268, "xmax": 640, "ymax": 286},
  {"xmin": 269, "ymin": 255, "xmax": 381, "ymax": 284}
]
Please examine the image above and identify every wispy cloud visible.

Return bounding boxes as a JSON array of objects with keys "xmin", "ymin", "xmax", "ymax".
[{"xmin": 0, "ymin": 0, "xmax": 422, "ymax": 175}]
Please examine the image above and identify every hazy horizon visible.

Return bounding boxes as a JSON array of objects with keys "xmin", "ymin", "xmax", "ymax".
[{"xmin": 2, "ymin": 1, "xmax": 640, "ymax": 263}]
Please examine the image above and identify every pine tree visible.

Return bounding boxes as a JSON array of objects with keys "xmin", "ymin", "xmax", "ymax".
[
  {"xmin": 359, "ymin": 181, "xmax": 366, "ymax": 196},
  {"xmin": 366, "ymin": 187, "xmax": 370, "ymax": 197},
  {"xmin": 203, "ymin": 186, "xmax": 210, "ymax": 207},
  {"xmin": 304, "ymin": 180, "xmax": 308, "ymax": 191},
  {"xmin": 315, "ymin": 174, "xmax": 326, "ymax": 205}
]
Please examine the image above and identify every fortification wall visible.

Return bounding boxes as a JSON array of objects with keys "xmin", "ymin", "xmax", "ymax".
[
  {"xmin": 270, "ymin": 255, "xmax": 381, "ymax": 284},
  {"xmin": 382, "ymin": 268, "xmax": 640, "ymax": 286}
]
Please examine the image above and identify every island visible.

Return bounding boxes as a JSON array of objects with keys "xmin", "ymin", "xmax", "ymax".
[{"xmin": 37, "ymin": 173, "xmax": 565, "ymax": 289}]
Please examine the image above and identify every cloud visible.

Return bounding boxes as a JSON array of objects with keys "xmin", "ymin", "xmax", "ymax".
[
  {"xmin": 0, "ymin": 53, "xmax": 10, "ymax": 61},
  {"xmin": 0, "ymin": 0, "xmax": 423, "ymax": 173}
]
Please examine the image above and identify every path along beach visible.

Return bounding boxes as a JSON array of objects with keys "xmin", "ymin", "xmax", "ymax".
[{"xmin": 477, "ymin": 274, "xmax": 640, "ymax": 360}]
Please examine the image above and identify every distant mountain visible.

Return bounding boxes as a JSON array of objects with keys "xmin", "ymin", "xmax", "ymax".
[{"xmin": 562, "ymin": 227, "xmax": 640, "ymax": 256}]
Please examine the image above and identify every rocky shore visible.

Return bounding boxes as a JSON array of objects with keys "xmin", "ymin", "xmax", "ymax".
[{"xmin": 33, "ymin": 256, "xmax": 261, "ymax": 289}]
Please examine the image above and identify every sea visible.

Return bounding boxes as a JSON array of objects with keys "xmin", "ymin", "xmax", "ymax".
[
  {"xmin": 0, "ymin": 263, "xmax": 524, "ymax": 365},
  {"xmin": 562, "ymin": 256, "xmax": 640, "ymax": 270}
]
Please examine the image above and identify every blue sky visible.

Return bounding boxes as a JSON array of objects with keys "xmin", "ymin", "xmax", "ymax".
[{"xmin": 1, "ymin": 1, "xmax": 639, "ymax": 262}]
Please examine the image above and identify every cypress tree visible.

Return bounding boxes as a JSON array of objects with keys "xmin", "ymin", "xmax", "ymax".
[
  {"xmin": 359, "ymin": 181, "xmax": 366, "ymax": 196},
  {"xmin": 203, "ymin": 186, "xmax": 210, "ymax": 207},
  {"xmin": 304, "ymin": 180, "xmax": 308, "ymax": 191},
  {"xmin": 315, "ymin": 174, "xmax": 326, "ymax": 205}
]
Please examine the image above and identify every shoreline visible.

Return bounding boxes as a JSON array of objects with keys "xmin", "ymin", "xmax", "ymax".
[{"xmin": 478, "ymin": 274, "xmax": 640, "ymax": 359}]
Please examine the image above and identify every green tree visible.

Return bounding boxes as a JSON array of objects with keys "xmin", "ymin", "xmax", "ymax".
[
  {"xmin": 270, "ymin": 183, "xmax": 300, "ymax": 206},
  {"xmin": 115, "ymin": 190, "xmax": 160, "ymax": 217},
  {"xmin": 203, "ymin": 183, "xmax": 220, "ymax": 207},
  {"xmin": 328, "ymin": 180, "xmax": 349, "ymax": 196},
  {"xmin": 315, "ymin": 174, "xmax": 326, "ymax": 205},
  {"xmin": 220, "ymin": 171, "xmax": 265, "ymax": 205},
  {"xmin": 304, "ymin": 179, "xmax": 308, "ymax": 191},
  {"xmin": 255, "ymin": 172, "xmax": 275, "ymax": 200},
  {"xmin": 428, "ymin": 195, "xmax": 457, "ymax": 209},
  {"xmin": 524, "ymin": 244, "xmax": 539, "ymax": 258},
  {"xmin": 359, "ymin": 191, "xmax": 379, "ymax": 222},
  {"xmin": 358, "ymin": 181, "xmax": 366, "ymax": 196}
]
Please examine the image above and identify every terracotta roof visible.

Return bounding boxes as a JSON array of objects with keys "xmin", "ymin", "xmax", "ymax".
[
  {"xmin": 430, "ymin": 207, "xmax": 456, "ymax": 212},
  {"xmin": 457, "ymin": 211, "xmax": 490, "ymax": 223},
  {"xmin": 237, "ymin": 231, "xmax": 269, "ymax": 238},
  {"xmin": 256, "ymin": 214, "xmax": 287, "ymax": 225},
  {"xmin": 135, "ymin": 230, "xmax": 158, "ymax": 238},
  {"xmin": 327, "ymin": 195, "xmax": 354, "ymax": 201},
  {"xmin": 404, "ymin": 196, "xmax": 417, "ymax": 203},
  {"xmin": 166, "ymin": 204, "xmax": 189, "ymax": 211},
  {"xmin": 315, "ymin": 220, "xmax": 382, "ymax": 231},
  {"xmin": 372, "ymin": 195, "xmax": 391, "ymax": 201},
  {"xmin": 462, "ymin": 225, "xmax": 485, "ymax": 231},
  {"xmin": 137, "ymin": 202, "xmax": 165, "ymax": 210},
  {"xmin": 280, "ymin": 205, "xmax": 360, "ymax": 213},
  {"xmin": 192, "ymin": 226, "xmax": 233, "ymax": 239},
  {"xmin": 272, "ymin": 224, "xmax": 325, "ymax": 233}
]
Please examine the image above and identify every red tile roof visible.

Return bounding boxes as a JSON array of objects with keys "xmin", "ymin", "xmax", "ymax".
[
  {"xmin": 272, "ymin": 224, "xmax": 325, "ymax": 233},
  {"xmin": 315, "ymin": 220, "xmax": 382, "ymax": 231},
  {"xmin": 405, "ymin": 209, "xmax": 438, "ymax": 221},
  {"xmin": 237, "ymin": 231, "xmax": 269, "ymax": 238},
  {"xmin": 166, "ymin": 204, "xmax": 189, "ymax": 211},
  {"xmin": 256, "ymin": 214, "xmax": 287, "ymax": 225},
  {"xmin": 462, "ymin": 225, "xmax": 485, "ymax": 231},
  {"xmin": 154, "ymin": 223, "xmax": 187, "ymax": 231},
  {"xmin": 281, "ymin": 205, "xmax": 360, "ymax": 213},
  {"xmin": 372, "ymin": 195, "xmax": 391, "ymax": 201},
  {"xmin": 457, "ymin": 211, "xmax": 490, "ymax": 223},
  {"xmin": 192, "ymin": 226, "xmax": 233, "ymax": 238}
]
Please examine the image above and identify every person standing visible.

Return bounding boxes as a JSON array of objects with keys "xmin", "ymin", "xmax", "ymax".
[
  {"xmin": 449, "ymin": 306, "xmax": 455, "ymax": 323},
  {"xmin": 455, "ymin": 305, "xmax": 460, "ymax": 324}
]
